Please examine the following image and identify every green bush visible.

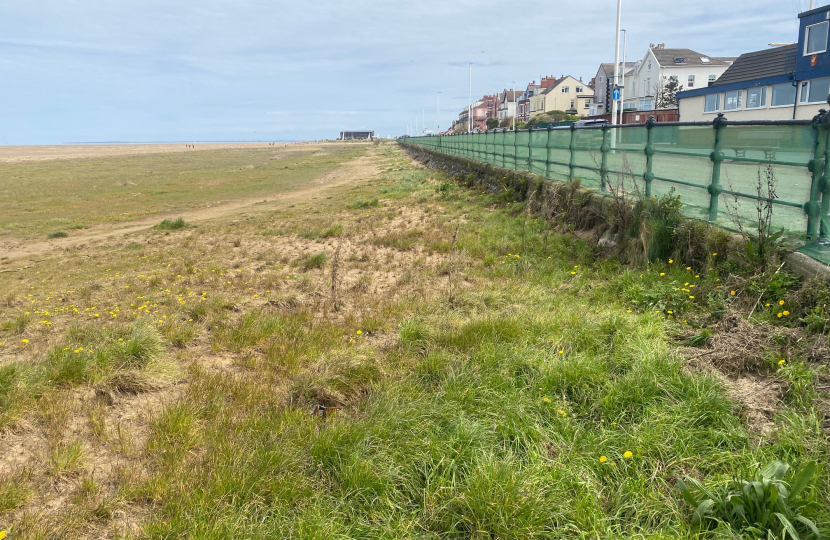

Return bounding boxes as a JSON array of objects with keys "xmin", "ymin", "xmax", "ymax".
[
  {"xmin": 47, "ymin": 230, "xmax": 68, "ymax": 238},
  {"xmin": 349, "ymin": 198, "xmax": 380, "ymax": 209}
]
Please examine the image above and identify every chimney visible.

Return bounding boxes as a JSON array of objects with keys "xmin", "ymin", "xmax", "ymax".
[{"xmin": 649, "ymin": 43, "xmax": 654, "ymax": 49}]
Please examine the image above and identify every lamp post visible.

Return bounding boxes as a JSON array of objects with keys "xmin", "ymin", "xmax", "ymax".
[
  {"xmin": 611, "ymin": 0, "xmax": 622, "ymax": 126},
  {"xmin": 619, "ymin": 29, "xmax": 627, "ymax": 125},
  {"xmin": 468, "ymin": 63, "xmax": 473, "ymax": 133},
  {"xmin": 511, "ymin": 81, "xmax": 516, "ymax": 130}
]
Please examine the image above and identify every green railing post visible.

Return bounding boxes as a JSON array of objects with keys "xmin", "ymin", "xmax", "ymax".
[
  {"xmin": 513, "ymin": 127, "xmax": 519, "ymax": 172},
  {"xmin": 820, "ymin": 118, "xmax": 830, "ymax": 243},
  {"xmin": 527, "ymin": 128, "xmax": 532, "ymax": 172},
  {"xmin": 806, "ymin": 112, "xmax": 826, "ymax": 239},
  {"xmin": 707, "ymin": 113, "xmax": 727, "ymax": 223},
  {"xmin": 600, "ymin": 124, "xmax": 611, "ymax": 191},
  {"xmin": 546, "ymin": 126, "xmax": 553, "ymax": 179},
  {"xmin": 501, "ymin": 130, "xmax": 506, "ymax": 169},
  {"xmin": 643, "ymin": 116, "xmax": 656, "ymax": 198},
  {"xmin": 568, "ymin": 123, "xmax": 577, "ymax": 182}
]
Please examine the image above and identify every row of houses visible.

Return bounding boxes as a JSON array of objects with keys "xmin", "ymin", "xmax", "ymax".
[{"xmin": 453, "ymin": 4, "xmax": 830, "ymax": 131}]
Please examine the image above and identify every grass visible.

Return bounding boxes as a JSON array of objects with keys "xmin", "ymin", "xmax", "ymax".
[
  {"xmin": 155, "ymin": 218, "xmax": 188, "ymax": 230},
  {"xmin": 0, "ymin": 143, "xmax": 827, "ymax": 538},
  {"xmin": 0, "ymin": 144, "xmax": 366, "ymax": 238},
  {"xmin": 47, "ymin": 230, "xmax": 68, "ymax": 238}
]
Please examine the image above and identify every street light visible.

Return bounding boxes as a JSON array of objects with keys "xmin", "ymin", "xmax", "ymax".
[
  {"xmin": 468, "ymin": 63, "xmax": 473, "ymax": 133},
  {"xmin": 511, "ymin": 81, "xmax": 516, "ymax": 130},
  {"xmin": 611, "ymin": 0, "xmax": 622, "ymax": 126},
  {"xmin": 619, "ymin": 28, "xmax": 627, "ymax": 125}
]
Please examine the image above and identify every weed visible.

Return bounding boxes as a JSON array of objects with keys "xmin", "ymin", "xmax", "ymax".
[
  {"xmin": 49, "ymin": 440, "xmax": 85, "ymax": 476},
  {"xmin": 349, "ymin": 198, "xmax": 380, "ymax": 209},
  {"xmin": 678, "ymin": 461, "xmax": 822, "ymax": 539},
  {"xmin": 156, "ymin": 218, "xmax": 188, "ymax": 230},
  {"xmin": 299, "ymin": 251, "xmax": 328, "ymax": 271},
  {"xmin": 47, "ymin": 230, "xmax": 68, "ymax": 238}
]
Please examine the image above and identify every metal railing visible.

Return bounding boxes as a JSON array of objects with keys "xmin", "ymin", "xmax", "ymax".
[{"xmin": 399, "ymin": 113, "xmax": 830, "ymax": 264}]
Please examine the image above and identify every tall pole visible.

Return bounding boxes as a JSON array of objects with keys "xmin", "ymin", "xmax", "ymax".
[
  {"xmin": 469, "ymin": 63, "xmax": 473, "ymax": 133},
  {"xmin": 611, "ymin": 0, "xmax": 622, "ymax": 126},
  {"xmin": 512, "ymin": 81, "xmax": 516, "ymax": 130},
  {"xmin": 619, "ymin": 29, "xmax": 627, "ymax": 125},
  {"xmin": 437, "ymin": 91, "xmax": 442, "ymax": 134}
]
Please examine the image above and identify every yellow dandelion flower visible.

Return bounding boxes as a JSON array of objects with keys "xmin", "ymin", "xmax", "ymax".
[
  {"xmin": 686, "ymin": 266, "xmax": 691, "ymax": 271},
  {"xmin": 558, "ymin": 350, "xmax": 564, "ymax": 354},
  {"xmin": 356, "ymin": 330, "xmax": 362, "ymax": 335},
  {"xmin": 541, "ymin": 397, "xmax": 552, "ymax": 403},
  {"xmin": 571, "ymin": 271, "xmax": 576, "ymax": 275},
  {"xmin": 777, "ymin": 313, "xmax": 783, "ymax": 318},
  {"xmin": 626, "ymin": 309, "xmax": 632, "ymax": 313},
  {"xmin": 22, "ymin": 339, "xmax": 29, "ymax": 344},
  {"xmin": 623, "ymin": 451, "xmax": 633, "ymax": 459},
  {"xmin": 783, "ymin": 310, "xmax": 789, "ymax": 316},
  {"xmin": 668, "ymin": 259, "xmax": 674, "ymax": 264},
  {"xmin": 779, "ymin": 300, "xmax": 785, "ymax": 306},
  {"xmin": 689, "ymin": 295, "xmax": 694, "ymax": 299},
  {"xmin": 712, "ymin": 252, "xmax": 718, "ymax": 256},
  {"xmin": 599, "ymin": 456, "xmax": 608, "ymax": 463},
  {"xmin": 659, "ymin": 272, "xmax": 665, "ymax": 276},
  {"xmin": 778, "ymin": 359, "xmax": 786, "ymax": 365}
]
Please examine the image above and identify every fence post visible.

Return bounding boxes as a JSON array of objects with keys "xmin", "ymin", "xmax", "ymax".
[
  {"xmin": 820, "ymin": 116, "xmax": 830, "ymax": 243},
  {"xmin": 807, "ymin": 111, "xmax": 826, "ymax": 239},
  {"xmin": 546, "ymin": 125, "xmax": 553, "ymax": 179},
  {"xmin": 568, "ymin": 123, "xmax": 577, "ymax": 182},
  {"xmin": 600, "ymin": 124, "xmax": 611, "ymax": 191},
  {"xmin": 501, "ymin": 130, "xmax": 507, "ymax": 169},
  {"xmin": 644, "ymin": 116, "xmax": 656, "ymax": 198},
  {"xmin": 527, "ymin": 127, "xmax": 532, "ymax": 172},
  {"xmin": 514, "ymin": 127, "xmax": 519, "ymax": 172},
  {"xmin": 707, "ymin": 113, "xmax": 727, "ymax": 223}
]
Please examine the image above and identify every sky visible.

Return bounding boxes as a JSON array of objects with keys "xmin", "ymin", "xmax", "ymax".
[{"xmin": 0, "ymin": 0, "xmax": 824, "ymax": 144}]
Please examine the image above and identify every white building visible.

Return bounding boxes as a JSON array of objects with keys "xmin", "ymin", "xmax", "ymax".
[{"xmin": 623, "ymin": 44, "xmax": 734, "ymax": 111}]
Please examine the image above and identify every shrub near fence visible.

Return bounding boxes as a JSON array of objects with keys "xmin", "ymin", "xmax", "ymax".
[{"xmin": 400, "ymin": 114, "xmax": 830, "ymax": 265}]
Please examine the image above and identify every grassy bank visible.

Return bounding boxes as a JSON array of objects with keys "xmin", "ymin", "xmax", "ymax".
[
  {"xmin": 0, "ymin": 143, "xmax": 365, "ymax": 238},
  {"xmin": 0, "ymin": 144, "xmax": 827, "ymax": 539}
]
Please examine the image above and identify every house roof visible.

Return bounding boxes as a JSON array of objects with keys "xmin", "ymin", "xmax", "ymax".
[
  {"xmin": 710, "ymin": 45, "xmax": 797, "ymax": 87},
  {"xmin": 500, "ymin": 90, "xmax": 522, "ymax": 102},
  {"xmin": 651, "ymin": 48, "xmax": 731, "ymax": 67},
  {"xmin": 601, "ymin": 62, "xmax": 635, "ymax": 77}
]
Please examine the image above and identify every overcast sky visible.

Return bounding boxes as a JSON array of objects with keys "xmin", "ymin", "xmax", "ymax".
[{"xmin": 0, "ymin": 0, "xmax": 823, "ymax": 144}]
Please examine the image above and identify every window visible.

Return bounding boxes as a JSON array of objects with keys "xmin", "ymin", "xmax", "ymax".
[
  {"xmin": 771, "ymin": 83, "xmax": 796, "ymax": 107},
  {"xmin": 576, "ymin": 86, "xmax": 583, "ymax": 93},
  {"xmin": 800, "ymin": 77, "xmax": 830, "ymax": 103},
  {"xmin": 704, "ymin": 93, "xmax": 720, "ymax": 112},
  {"xmin": 599, "ymin": 75, "xmax": 604, "ymax": 83},
  {"xmin": 701, "ymin": 57, "xmax": 711, "ymax": 63},
  {"xmin": 805, "ymin": 21, "xmax": 829, "ymax": 55},
  {"xmin": 561, "ymin": 86, "xmax": 569, "ymax": 93},
  {"xmin": 723, "ymin": 90, "xmax": 742, "ymax": 110},
  {"xmin": 708, "ymin": 75, "xmax": 716, "ymax": 85},
  {"xmin": 746, "ymin": 87, "xmax": 767, "ymax": 109},
  {"xmin": 584, "ymin": 99, "xmax": 591, "ymax": 108},
  {"xmin": 570, "ymin": 99, "xmax": 575, "ymax": 108},
  {"xmin": 688, "ymin": 75, "xmax": 696, "ymax": 88},
  {"xmin": 648, "ymin": 61, "xmax": 652, "ymax": 70}
]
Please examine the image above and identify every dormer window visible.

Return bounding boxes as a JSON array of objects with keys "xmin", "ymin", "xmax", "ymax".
[
  {"xmin": 805, "ymin": 20, "xmax": 829, "ymax": 55},
  {"xmin": 701, "ymin": 57, "xmax": 710, "ymax": 63},
  {"xmin": 673, "ymin": 58, "xmax": 685, "ymax": 64}
]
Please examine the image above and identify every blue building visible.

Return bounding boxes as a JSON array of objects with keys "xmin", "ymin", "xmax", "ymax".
[{"xmin": 678, "ymin": 4, "xmax": 830, "ymax": 121}]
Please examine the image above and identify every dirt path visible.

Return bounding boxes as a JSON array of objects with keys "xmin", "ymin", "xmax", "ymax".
[{"xmin": 0, "ymin": 152, "xmax": 380, "ymax": 263}]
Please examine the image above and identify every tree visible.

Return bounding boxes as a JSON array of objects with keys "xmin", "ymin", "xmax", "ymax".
[
  {"xmin": 485, "ymin": 118, "xmax": 499, "ymax": 130},
  {"xmin": 654, "ymin": 76, "xmax": 684, "ymax": 109}
]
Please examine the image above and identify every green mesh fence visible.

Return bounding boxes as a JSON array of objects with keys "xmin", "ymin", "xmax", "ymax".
[{"xmin": 399, "ymin": 119, "xmax": 830, "ymax": 265}]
